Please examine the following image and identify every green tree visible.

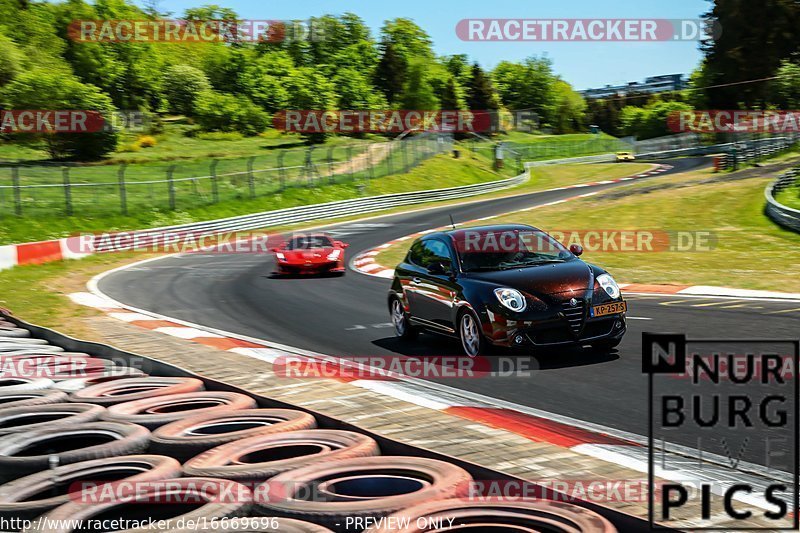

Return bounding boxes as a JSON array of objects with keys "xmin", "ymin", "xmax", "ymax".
[
  {"xmin": 771, "ymin": 59, "xmax": 800, "ymax": 108},
  {"xmin": 549, "ymin": 80, "xmax": 587, "ymax": 133},
  {"xmin": 1, "ymin": 70, "xmax": 118, "ymax": 160},
  {"xmin": 0, "ymin": 32, "xmax": 22, "ymax": 86},
  {"xmin": 162, "ymin": 65, "xmax": 211, "ymax": 115},
  {"xmin": 194, "ymin": 90, "xmax": 269, "ymax": 135},
  {"xmin": 374, "ymin": 42, "xmax": 406, "ymax": 105},
  {"xmin": 401, "ymin": 59, "xmax": 439, "ymax": 110},
  {"xmin": 465, "ymin": 63, "xmax": 497, "ymax": 111}
]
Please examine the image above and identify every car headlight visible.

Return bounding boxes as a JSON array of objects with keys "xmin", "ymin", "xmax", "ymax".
[
  {"xmin": 327, "ymin": 250, "xmax": 341, "ymax": 261},
  {"xmin": 276, "ymin": 252, "xmax": 286, "ymax": 261},
  {"xmin": 597, "ymin": 274, "xmax": 620, "ymax": 299},
  {"xmin": 494, "ymin": 288, "xmax": 527, "ymax": 312}
]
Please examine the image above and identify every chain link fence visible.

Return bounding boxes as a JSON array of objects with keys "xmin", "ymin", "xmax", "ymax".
[{"xmin": 0, "ymin": 133, "xmax": 453, "ymax": 217}]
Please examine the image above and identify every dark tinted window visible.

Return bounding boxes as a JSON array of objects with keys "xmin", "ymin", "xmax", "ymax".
[
  {"xmin": 286, "ymin": 236, "xmax": 333, "ymax": 250},
  {"xmin": 407, "ymin": 239, "xmax": 453, "ymax": 270}
]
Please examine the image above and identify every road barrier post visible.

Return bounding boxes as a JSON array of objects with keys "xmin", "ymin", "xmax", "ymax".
[
  {"xmin": 118, "ymin": 164, "xmax": 128, "ymax": 215},
  {"xmin": 278, "ymin": 151, "xmax": 286, "ymax": 190},
  {"xmin": 167, "ymin": 165, "xmax": 176, "ymax": 210},
  {"xmin": 11, "ymin": 167, "xmax": 21, "ymax": 216},
  {"xmin": 210, "ymin": 160, "xmax": 219, "ymax": 204},
  {"xmin": 247, "ymin": 156, "xmax": 256, "ymax": 198},
  {"xmin": 62, "ymin": 167, "xmax": 72, "ymax": 216}
]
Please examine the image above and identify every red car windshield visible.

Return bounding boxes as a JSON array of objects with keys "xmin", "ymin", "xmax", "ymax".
[{"xmin": 285, "ymin": 236, "xmax": 334, "ymax": 250}]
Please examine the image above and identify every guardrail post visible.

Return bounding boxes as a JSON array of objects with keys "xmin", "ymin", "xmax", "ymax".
[
  {"xmin": 118, "ymin": 164, "xmax": 128, "ymax": 215},
  {"xmin": 167, "ymin": 165, "xmax": 176, "ymax": 210},
  {"xmin": 62, "ymin": 167, "xmax": 72, "ymax": 216},
  {"xmin": 210, "ymin": 160, "xmax": 219, "ymax": 203},
  {"xmin": 366, "ymin": 145, "xmax": 374, "ymax": 180},
  {"xmin": 327, "ymin": 146, "xmax": 335, "ymax": 183},
  {"xmin": 278, "ymin": 151, "xmax": 286, "ymax": 190},
  {"xmin": 247, "ymin": 156, "xmax": 256, "ymax": 198},
  {"xmin": 11, "ymin": 167, "xmax": 21, "ymax": 216}
]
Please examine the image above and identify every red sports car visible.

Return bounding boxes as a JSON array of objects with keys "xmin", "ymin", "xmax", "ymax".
[{"xmin": 272, "ymin": 233, "xmax": 349, "ymax": 276}]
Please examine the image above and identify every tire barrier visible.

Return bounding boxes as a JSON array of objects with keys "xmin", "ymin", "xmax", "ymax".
[
  {"xmin": 363, "ymin": 498, "xmax": 617, "ymax": 532},
  {"xmin": 69, "ymin": 377, "xmax": 205, "ymax": 406},
  {"xmin": 0, "ymin": 314, "xmax": 652, "ymax": 532},
  {"xmin": 765, "ymin": 167, "xmax": 800, "ymax": 233},
  {"xmin": 0, "ymin": 328, "xmax": 30, "ymax": 338},
  {"xmin": 256, "ymin": 456, "xmax": 473, "ymax": 532},
  {"xmin": 0, "ymin": 455, "xmax": 181, "ymax": 521},
  {"xmin": 150, "ymin": 408, "xmax": 318, "ymax": 462},
  {"xmin": 0, "ymin": 421, "xmax": 150, "ymax": 482},
  {"xmin": 53, "ymin": 367, "xmax": 147, "ymax": 392},
  {"xmin": 0, "ymin": 378, "xmax": 54, "ymax": 392},
  {"xmin": 184, "ymin": 430, "xmax": 380, "ymax": 482},
  {"xmin": 0, "ymin": 403, "xmax": 105, "ymax": 436},
  {"xmin": 102, "ymin": 391, "xmax": 257, "ymax": 430},
  {"xmin": 0, "ymin": 389, "xmax": 69, "ymax": 409},
  {"xmin": 22, "ymin": 478, "xmax": 252, "ymax": 533}
]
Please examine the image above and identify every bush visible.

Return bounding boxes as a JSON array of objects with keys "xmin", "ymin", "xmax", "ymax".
[
  {"xmin": 1, "ymin": 70, "xmax": 118, "ymax": 160},
  {"xmin": 137, "ymin": 135, "xmax": 157, "ymax": 148},
  {"xmin": 194, "ymin": 90, "xmax": 269, "ymax": 136},
  {"xmin": 162, "ymin": 65, "xmax": 212, "ymax": 116}
]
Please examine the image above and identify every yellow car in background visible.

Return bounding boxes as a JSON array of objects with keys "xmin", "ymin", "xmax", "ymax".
[{"xmin": 616, "ymin": 151, "xmax": 636, "ymax": 162}]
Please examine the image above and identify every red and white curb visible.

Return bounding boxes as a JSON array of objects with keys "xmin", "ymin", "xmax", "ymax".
[{"xmin": 351, "ymin": 165, "xmax": 673, "ymax": 280}]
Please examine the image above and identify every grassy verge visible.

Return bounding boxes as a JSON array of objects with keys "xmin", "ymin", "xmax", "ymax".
[
  {"xmin": 775, "ymin": 187, "xmax": 800, "ymax": 210},
  {"xmin": 377, "ymin": 164, "xmax": 800, "ymax": 291}
]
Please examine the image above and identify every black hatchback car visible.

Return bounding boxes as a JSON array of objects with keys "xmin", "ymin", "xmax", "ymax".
[{"xmin": 388, "ymin": 224, "xmax": 627, "ymax": 356}]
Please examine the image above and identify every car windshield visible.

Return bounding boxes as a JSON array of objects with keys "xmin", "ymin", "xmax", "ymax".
[
  {"xmin": 285, "ymin": 236, "xmax": 333, "ymax": 250},
  {"xmin": 455, "ymin": 229, "xmax": 574, "ymax": 272}
]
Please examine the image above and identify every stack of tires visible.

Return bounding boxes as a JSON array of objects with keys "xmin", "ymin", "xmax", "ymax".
[{"xmin": 0, "ymin": 320, "xmax": 616, "ymax": 532}]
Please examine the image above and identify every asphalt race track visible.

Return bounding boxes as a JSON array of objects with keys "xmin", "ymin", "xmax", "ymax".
[{"xmin": 99, "ymin": 156, "xmax": 799, "ymax": 468}]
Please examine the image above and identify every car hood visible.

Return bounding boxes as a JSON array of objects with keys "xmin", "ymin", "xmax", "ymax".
[
  {"xmin": 282, "ymin": 248, "xmax": 336, "ymax": 261},
  {"xmin": 464, "ymin": 260, "xmax": 593, "ymax": 298}
]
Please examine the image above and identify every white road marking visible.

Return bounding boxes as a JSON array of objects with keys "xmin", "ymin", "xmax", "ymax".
[{"xmin": 626, "ymin": 316, "xmax": 652, "ymax": 320}]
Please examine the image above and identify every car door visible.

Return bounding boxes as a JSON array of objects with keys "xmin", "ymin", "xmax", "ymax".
[{"xmin": 411, "ymin": 238, "xmax": 459, "ymax": 332}]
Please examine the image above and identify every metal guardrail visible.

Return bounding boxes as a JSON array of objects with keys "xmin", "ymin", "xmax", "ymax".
[
  {"xmin": 90, "ymin": 171, "xmax": 529, "ymax": 252},
  {"xmin": 765, "ymin": 167, "xmax": 800, "ymax": 233}
]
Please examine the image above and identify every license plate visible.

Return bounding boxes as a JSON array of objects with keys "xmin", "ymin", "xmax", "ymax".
[{"xmin": 592, "ymin": 301, "xmax": 627, "ymax": 317}]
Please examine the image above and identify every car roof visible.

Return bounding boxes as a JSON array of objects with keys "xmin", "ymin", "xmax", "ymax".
[{"xmin": 423, "ymin": 224, "xmax": 542, "ymax": 241}]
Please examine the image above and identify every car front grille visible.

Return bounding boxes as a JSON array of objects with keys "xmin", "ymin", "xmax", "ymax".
[{"xmin": 562, "ymin": 299, "xmax": 586, "ymax": 335}]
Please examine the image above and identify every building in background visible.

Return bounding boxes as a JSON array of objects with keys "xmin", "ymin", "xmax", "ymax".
[{"xmin": 581, "ymin": 74, "xmax": 687, "ymax": 99}]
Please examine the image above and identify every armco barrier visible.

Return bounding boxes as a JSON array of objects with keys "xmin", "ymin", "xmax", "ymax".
[
  {"xmin": 765, "ymin": 167, "xmax": 800, "ymax": 233},
  {"xmin": 0, "ymin": 171, "xmax": 528, "ymax": 270},
  {"xmin": 1, "ymin": 312, "xmax": 663, "ymax": 532}
]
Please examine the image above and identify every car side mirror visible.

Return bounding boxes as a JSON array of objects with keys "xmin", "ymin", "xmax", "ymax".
[
  {"xmin": 569, "ymin": 244, "xmax": 583, "ymax": 256},
  {"xmin": 334, "ymin": 241, "xmax": 349, "ymax": 248},
  {"xmin": 271, "ymin": 247, "xmax": 280, "ymax": 253}
]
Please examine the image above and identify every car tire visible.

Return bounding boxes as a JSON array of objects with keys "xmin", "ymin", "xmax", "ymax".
[
  {"xmin": 0, "ymin": 421, "xmax": 150, "ymax": 483},
  {"xmin": 0, "ymin": 403, "xmax": 106, "ymax": 436},
  {"xmin": 0, "ymin": 378, "xmax": 54, "ymax": 392},
  {"xmin": 390, "ymin": 298, "xmax": 417, "ymax": 340},
  {"xmin": 69, "ymin": 377, "xmax": 205, "ymax": 406},
  {"xmin": 102, "ymin": 391, "xmax": 257, "ymax": 429},
  {"xmin": 255, "ymin": 456, "xmax": 472, "ymax": 530},
  {"xmin": 0, "ymin": 390, "xmax": 69, "ymax": 409},
  {"xmin": 150, "ymin": 408, "xmax": 318, "ymax": 462},
  {"xmin": 0, "ymin": 454, "xmax": 181, "ymax": 522},
  {"xmin": 183, "ymin": 429, "xmax": 380, "ymax": 482},
  {"xmin": 458, "ymin": 309, "xmax": 487, "ymax": 357}
]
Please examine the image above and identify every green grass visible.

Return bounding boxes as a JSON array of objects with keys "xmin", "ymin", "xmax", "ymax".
[
  {"xmin": 373, "ymin": 162, "xmax": 657, "ymax": 268},
  {"xmin": 775, "ymin": 186, "xmax": 800, "ymax": 210},
  {"xmin": 0, "ymin": 142, "xmax": 509, "ymax": 244}
]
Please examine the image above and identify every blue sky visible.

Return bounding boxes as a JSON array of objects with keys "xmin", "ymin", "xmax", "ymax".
[{"xmin": 141, "ymin": 0, "xmax": 708, "ymax": 90}]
